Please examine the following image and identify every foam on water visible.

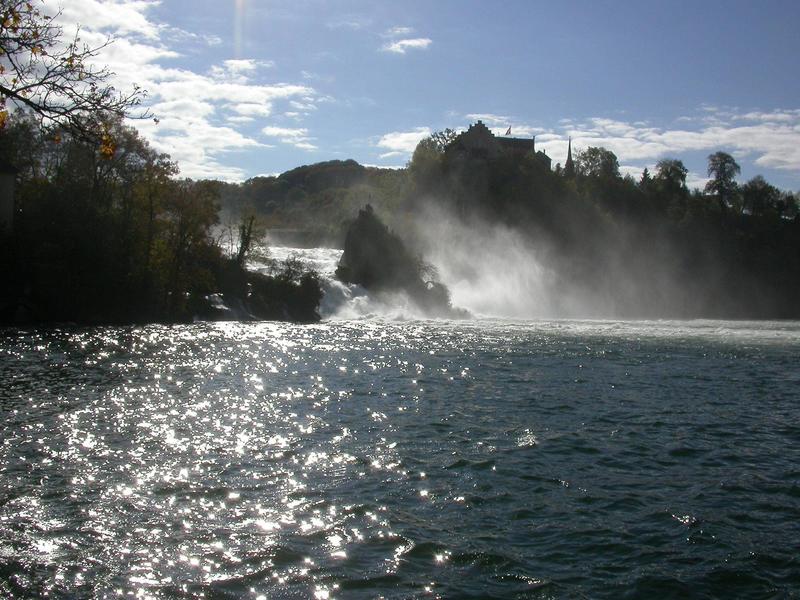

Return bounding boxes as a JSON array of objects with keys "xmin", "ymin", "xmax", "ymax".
[
  {"xmin": 254, "ymin": 246, "xmax": 800, "ymax": 336},
  {"xmin": 256, "ymin": 245, "xmax": 439, "ymax": 321}
]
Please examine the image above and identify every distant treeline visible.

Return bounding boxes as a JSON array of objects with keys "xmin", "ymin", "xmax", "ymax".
[
  {"xmin": 211, "ymin": 131, "xmax": 800, "ymax": 318},
  {"xmin": 409, "ymin": 133, "xmax": 800, "ymax": 318},
  {"xmin": 3, "ymin": 109, "xmax": 799, "ymax": 321},
  {"xmin": 212, "ymin": 159, "xmax": 411, "ymax": 246}
]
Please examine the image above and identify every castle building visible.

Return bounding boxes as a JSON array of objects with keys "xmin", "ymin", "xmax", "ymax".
[{"xmin": 445, "ymin": 120, "xmax": 552, "ymax": 169}]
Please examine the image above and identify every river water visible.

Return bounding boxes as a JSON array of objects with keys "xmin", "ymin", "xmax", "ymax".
[{"xmin": 1, "ymin": 249, "xmax": 799, "ymax": 598}]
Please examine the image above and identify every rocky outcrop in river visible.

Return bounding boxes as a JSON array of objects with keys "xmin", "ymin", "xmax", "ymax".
[{"xmin": 336, "ymin": 205, "xmax": 465, "ymax": 318}]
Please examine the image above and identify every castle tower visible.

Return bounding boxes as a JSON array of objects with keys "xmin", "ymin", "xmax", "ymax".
[{"xmin": 564, "ymin": 137, "xmax": 575, "ymax": 178}]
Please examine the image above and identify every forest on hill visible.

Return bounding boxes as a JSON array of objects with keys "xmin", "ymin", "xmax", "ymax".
[
  {"xmin": 210, "ymin": 129, "xmax": 800, "ymax": 319},
  {"xmin": 3, "ymin": 109, "xmax": 799, "ymax": 321}
]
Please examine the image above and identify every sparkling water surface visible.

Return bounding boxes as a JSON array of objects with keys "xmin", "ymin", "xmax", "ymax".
[{"xmin": 1, "ymin": 319, "xmax": 799, "ymax": 598}]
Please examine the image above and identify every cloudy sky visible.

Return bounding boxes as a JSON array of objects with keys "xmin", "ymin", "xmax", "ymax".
[{"xmin": 51, "ymin": 0, "xmax": 800, "ymax": 189}]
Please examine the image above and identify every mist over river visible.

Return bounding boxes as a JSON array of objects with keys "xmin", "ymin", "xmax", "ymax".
[{"xmin": 1, "ymin": 316, "xmax": 799, "ymax": 599}]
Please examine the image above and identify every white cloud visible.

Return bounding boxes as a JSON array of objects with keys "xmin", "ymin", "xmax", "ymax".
[
  {"xmin": 561, "ymin": 110, "xmax": 800, "ymax": 172},
  {"xmin": 490, "ymin": 125, "xmax": 543, "ymax": 138},
  {"xmin": 45, "ymin": 0, "xmax": 162, "ymax": 39},
  {"xmin": 685, "ymin": 172, "xmax": 711, "ymax": 191},
  {"xmin": 326, "ymin": 16, "xmax": 372, "ymax": 30},
  {"xmin": 534, "ymin": 133, "xmax": 562, "ymax": 143},
  {"xmin": 376, "ymin": 127, "xmax": 431, "ymax": 156},
  {"xmin": 230, "ymin": 103, "xmax": 273, "ymax": 117},
  {"xmin": 136, "ymin": 117, "xmax": 266, "ymax": 181},
  {"xmin": 734, "ymin": 109, "xmax": 800, "ymax": 123},
  {"xmin": 382, "ymin": 38, "xmax": 432, "ymax": 54},
  {"xmin": 224, "ymin": 58, "xmax": 273, "ymax": 73},
  {"xmin": 289, "ymin": 100, "xmax": 317, "ymax": 111},
  {"xmin": 362, "ymin": 163, "xmax": 406, "ymax": 170},
  {"xmin": 209, "ymin": 59, "xmax": 275, "ymax": 83},
  {"xmin": 262, "ymin": 126, "xmax": 308, "ymax": 138},
  {"xmin": 300, "ymin": 70, "xmax": 335, "ymax": 83},
  {"xmin": 384, "ymin": 26, "xmax": 414, "ymax": 37},
  {"xmin": 262, "ymin": 126, "xmax": 317, "ymax": 150},
  {"xmin": 618, "ymin": 165, "xmax": 644, "ymax": 180},
  {"xmin": 150, "ymin": 98, "xmax": 216, "ymax": 120},
  {"xmin": 466, "ymin": 113, "xmax": 509, "ymax": 125},
  {"xmin": 45, "ymin": 0, "xmax": 322, "ymax": 180}
]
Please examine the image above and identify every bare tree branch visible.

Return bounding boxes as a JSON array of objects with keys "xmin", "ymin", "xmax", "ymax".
[{"xmin": 0, "ymin": 0, "xmax": 148, "ymax": 139}]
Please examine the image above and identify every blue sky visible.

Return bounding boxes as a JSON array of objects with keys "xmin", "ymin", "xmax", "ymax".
[{"xmin": 52, "ymin": 0, "xmax": 800, "ymax": 189}]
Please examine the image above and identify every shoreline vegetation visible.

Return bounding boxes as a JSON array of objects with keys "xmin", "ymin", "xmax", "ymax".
[
  {"xmin": 0, "ymin": 115, "xmax": 325, "ymax": 326},
  {"xmin": 0, "ymin": 2, "xmax": 798, "ymax": 325}
]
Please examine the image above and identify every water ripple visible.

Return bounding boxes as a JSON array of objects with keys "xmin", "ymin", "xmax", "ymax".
[{"xmin": 1, "ymin": 320, "xmax": 799, "ymax": 597}]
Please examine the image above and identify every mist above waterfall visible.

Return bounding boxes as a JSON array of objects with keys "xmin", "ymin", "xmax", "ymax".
[
  {"xmin": 407, "ymin": 202, "xmax": 712, "ymax": 320},
  {"xmin": 412, "ymin": 207, "xmax": 559, "ymax": 318}
]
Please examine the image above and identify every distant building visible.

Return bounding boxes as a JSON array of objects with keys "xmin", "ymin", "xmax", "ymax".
[
  {"xmin": 445, "ymin": 120, "xmax": 552, "ymax": 169},
  {"xmin": 564, "ymin": 137, "xmax": 575, "ymax": 178},
  {"xmin": 0, "ymin": 159, "xmax": 17, "ymax": 234}
]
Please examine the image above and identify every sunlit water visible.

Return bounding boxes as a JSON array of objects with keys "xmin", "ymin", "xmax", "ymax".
[{"xmin": 1, "ymin": 317, "xmax": 799, "ymax": 599}]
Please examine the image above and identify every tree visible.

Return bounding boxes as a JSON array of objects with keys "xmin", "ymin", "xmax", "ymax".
[
  {"xmin": 234, "ymin": 210, "xmax": 267, "ymax": 267},
  {"xmin": 653, "ymin": 159, "xmax": 689, "ymax": 219},
  {"xmin": 0, "ymin": 0, "xmax": 146, "ymax": 137},
  {"xmin": 575, "ymin": 146, "xmax": 619, "ymax": 178},
  {"xmin": 774, "ymin": 191, "xmax": 799, "ymax": 220},
  {"xmin": 654, "ymin": 159, "xmax": 688, "ymax": 192},
  {"xmin": 160, "ymin": 179, "xmax": 219, "ymax": 314},
  {"xmin": 705, "ymin": 151, "xmax": 740, "ymax": 210},
  {"xmin": 420, "ymin": 128, "xmax": 458, "ymax": 154},
  {"xmin": 741, "ymin": 175, "xmax": 780, "ymax": 216},
  {"xmin": 639, "ymin": 167, "xmax": 652, "ymax": 189},
  {"xmin": 408, "ymin": 130, "xmax": 458, "ymax": 190}
]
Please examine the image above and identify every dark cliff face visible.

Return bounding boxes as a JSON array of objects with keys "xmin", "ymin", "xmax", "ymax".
[
  {"xmin": 336, "ymin": 205, "xmax": 466, "ymax": 318},
  {"xmin": 336, "ymin": 205, "xmax": 418, "ymax": 290}
]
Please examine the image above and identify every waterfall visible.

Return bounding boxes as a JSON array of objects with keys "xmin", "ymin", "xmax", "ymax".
[{"xmin": 251, "ymin": 245, "xmax": 430, "ymax": 320}]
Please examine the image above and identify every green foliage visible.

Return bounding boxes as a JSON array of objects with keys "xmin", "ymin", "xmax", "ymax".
[
  {"xmin": 417, "ymin": 128, "xmax": 459, "ymax": 154},
  {"xmin": 575, "ymin": 146, "xmax": 620, "ymax": 178},
  {"xmin": 639, "ymin": 167, "xmax": 651, "ymax": 189},
  {"xmin": 403, "ymin": 137, "xmax": 800, "ymax": 318},
  {"xmin": 705, "ymin": 151, "xmax": 741, "ymax": 209},
  {"xmin": 741, "ymin": 175, "xmax": 780, "ymax": 216},
  {"xmin": 0, "ymin": 111, "xmax": 321, "ymax": 324},
  {"xmin": 212, "ymin": 160, "xmax": 412, "ymax": 245},
  {"xmin": 655, "ymin": 159, "xmax": 688, "ymax": 191}
]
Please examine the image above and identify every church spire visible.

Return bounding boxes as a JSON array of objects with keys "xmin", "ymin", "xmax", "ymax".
[{"xmin": 564, "ymin": 136, "xmax": 575, "ymax": 178}]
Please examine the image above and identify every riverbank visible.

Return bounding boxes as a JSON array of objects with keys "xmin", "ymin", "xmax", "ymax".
[{"xmin": 0, "ymin": 250, "xmax": 323, "ymax": 326}]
